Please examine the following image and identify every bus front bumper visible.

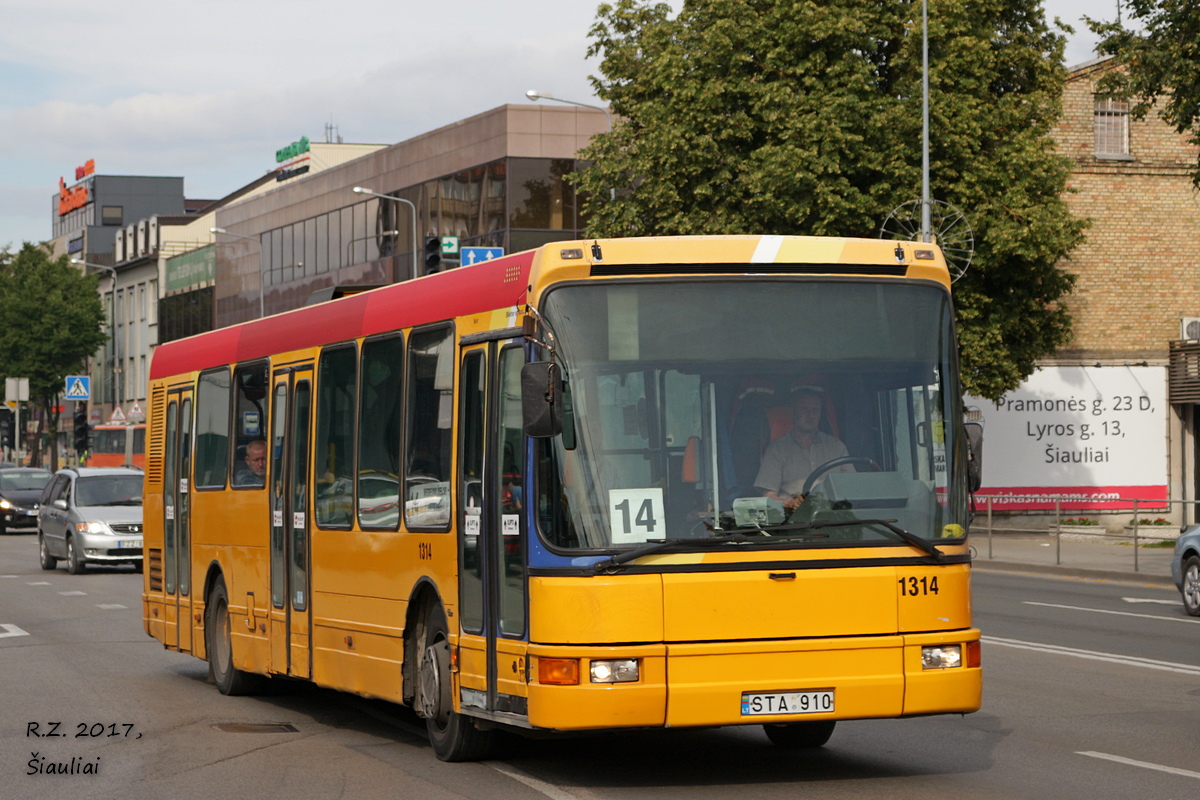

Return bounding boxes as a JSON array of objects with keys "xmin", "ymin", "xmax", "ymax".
[{"xmin": 523, "ymin": 630, "xmax": 981, "ymax": 731}]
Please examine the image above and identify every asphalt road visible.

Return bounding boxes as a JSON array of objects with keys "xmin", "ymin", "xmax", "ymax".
[{"xmin": 1, "ymin": 531, "xmax": 1197, "ymax": 800}]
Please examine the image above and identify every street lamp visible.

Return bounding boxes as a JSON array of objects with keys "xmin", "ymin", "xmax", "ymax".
[
  {"xmin": 70, "ymin": 257, "xmax": 119, "ymax": 415},
  {"xmin": 351, "ymin": 187, "xmax": 419, "ymax": 282},
  {"xmin": 211, "ymin": 227, "xmax": 265, "ymax": 318},
  {"xmin": 525, "ymin": 90, "xmax": 615, "ymax": 200}
]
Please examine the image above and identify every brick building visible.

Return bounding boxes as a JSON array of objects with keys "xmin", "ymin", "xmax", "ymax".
[{"xmin": 972, "ymin": 56, "xmax": 1200, "ymax": 523}]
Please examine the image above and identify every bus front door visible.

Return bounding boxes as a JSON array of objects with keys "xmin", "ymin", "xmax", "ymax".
[
  {"xmin": 456, "ymin": 343, "xmax": 529, "ymax": 720},
  {"xmin": 268, "ymin": 369, "xmax": 313, "ymax": 680},
  {"xmin": 163, "ymin": 389, "xmax": 195, "ymax": 653}
]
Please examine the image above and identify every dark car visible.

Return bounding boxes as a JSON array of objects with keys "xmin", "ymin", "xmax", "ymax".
[{"xmin": 0, "ymin": 467, "xmax": 53, "ymax": 535}]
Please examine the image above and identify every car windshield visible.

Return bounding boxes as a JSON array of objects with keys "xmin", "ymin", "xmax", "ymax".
[
  {"xmin": 0, "ymin": 470, "xmax": 52, "ymax": 492},
  {"xmin": 535, "ymin": 279, "xmax": 969, "ymax": 553},
  {"xmin": 75, "ymin": 475, "xmax": 143, "ymax": 506}
]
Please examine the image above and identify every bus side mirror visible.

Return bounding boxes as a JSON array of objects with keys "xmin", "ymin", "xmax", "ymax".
[
  {"xmin": 964, "ymin": 421, "xmax": 984, "ymax": 493},
  {"xmin": 522, "ymin": 362, "xmax": 563, "ymax": 438}
]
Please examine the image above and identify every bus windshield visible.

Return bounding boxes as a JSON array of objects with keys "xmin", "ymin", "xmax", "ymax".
[{"xmin": 535, "ymin": 279, "xmax": 968, "ymax": 552}]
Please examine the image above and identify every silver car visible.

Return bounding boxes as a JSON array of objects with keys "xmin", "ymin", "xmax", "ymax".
[
  {"xmin": 1170, "ymin": 525, "xmax": 1200, "ymax": 616},
  {"xmin": 37, "ymin": 467, "xmax": 144, "ymax": 574}
]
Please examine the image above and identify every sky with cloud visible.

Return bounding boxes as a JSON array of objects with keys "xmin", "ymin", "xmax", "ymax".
[{"xmin": 1, "ymin": 0, "xmax": 1114, "ymax": 251}]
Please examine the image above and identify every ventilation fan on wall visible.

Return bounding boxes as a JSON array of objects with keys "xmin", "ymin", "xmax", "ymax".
[{"xmin": 1181, "ymin": 318, "xmax": 1200, "ymax": 340}]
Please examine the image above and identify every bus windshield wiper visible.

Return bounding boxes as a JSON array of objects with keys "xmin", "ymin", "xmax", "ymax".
[
  {"xmin": 777, "ymin": 517, "xmax": 944, "ymax": 560},
  {"xmin": 590, "ymin": 533, "xmax": 787, "ymax": 574}
]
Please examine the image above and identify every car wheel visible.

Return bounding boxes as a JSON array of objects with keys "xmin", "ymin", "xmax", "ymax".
[
  {"xmin": 206, "ymin": 575, "xmax": 266, "ymax": 695},
  {"xmin": 1183, "ymin": 555, "xmax": 1200, "ymax": 617},
  {"xmin": 764, "ymin": 720, "xmax": 836, "ymax": 748},
  {"xmin": 66, "ymin": 536, "xmax": 86, "ymax": 574},
  {"xmin": 38, "ymin": 534, "xmax": 58, "ymax": 571}
]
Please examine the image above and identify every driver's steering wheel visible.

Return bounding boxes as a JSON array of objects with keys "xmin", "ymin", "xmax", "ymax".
[{"xmin": 800, "ymin": 456, "xmax": 881, "ymax": 497}]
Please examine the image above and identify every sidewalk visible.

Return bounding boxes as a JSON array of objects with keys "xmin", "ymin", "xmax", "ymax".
[{"xmin": 971, "ymin": 532, "xmax": 1177, "ymax": 587}]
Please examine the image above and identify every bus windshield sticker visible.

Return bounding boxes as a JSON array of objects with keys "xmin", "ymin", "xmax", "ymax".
[
  {"xmin": 502, "ymin": 514, "xmax": 520, "ymax": 537},
  {"xmin": 608, "ymin": 488, "xmax": 665, "ymax": 544}
]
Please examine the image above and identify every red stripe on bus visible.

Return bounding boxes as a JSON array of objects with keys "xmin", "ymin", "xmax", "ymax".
[{"xmin": 150, "ymin": 251, "xmax": 534, "ymax": 379}]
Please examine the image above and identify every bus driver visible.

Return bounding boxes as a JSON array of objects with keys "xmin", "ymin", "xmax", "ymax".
[{"xmin": 754, "ymin": 388, "xmax": 851, "ymax": 512}]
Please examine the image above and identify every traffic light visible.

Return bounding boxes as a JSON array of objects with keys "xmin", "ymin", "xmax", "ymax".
[
  {"xmin": 0, "ymin": 407, "xmax": 12, "ymax": 450},
  {"xmin": 73, "ymin": 403, "xmax": 90, "ymax": 453},
  {"xmin": 424, "ymin": 236, "xmax": 442, "ymax": 274}
]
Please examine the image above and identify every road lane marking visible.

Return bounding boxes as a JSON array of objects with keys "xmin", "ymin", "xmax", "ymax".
[
  {"xmin": 1077, "ymin": 751, "xmax": 1200, "ymax": 780},
  {"xmin": 1121, "ymin": 597, "xmax": 1177, "ymax": 605},
  {"xmin": 1023, "ymin": 601, "xmax": 1199, "ymax": 624},
  {"xmin": 97, "ymin": 604, "xmax": 126, "ymax": 610},
  {"xmin": 0, "ymin": 623, "xmax": 30, "ymax": 638},
  {"xmin": 983, "ymin": 636, "xmax": 1200, "ymax": 675},
  {"xmin": 26, "ymin": 581, "xmax": 50, "ymax": 586},
  {"xmin": 58, "ymin": 591, "xmax": 87, "ymax": 596},
  {"xmin": 486, "ymin": 762, "xmax": 596, "ymax": 800}
]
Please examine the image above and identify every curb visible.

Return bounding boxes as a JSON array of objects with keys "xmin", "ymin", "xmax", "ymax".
[{"xmin": 971, "ymin": 558, "xmax": 1176, "ymax": 587}]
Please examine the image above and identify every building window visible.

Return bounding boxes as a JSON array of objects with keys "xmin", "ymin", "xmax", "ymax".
[
  {"xmin": 1094, "ymin": 98, "xmax": 1131, "ymax": 159},
  {"xmin": 101, "ymin": 206, "xmax": 123, "ymax": 226}
]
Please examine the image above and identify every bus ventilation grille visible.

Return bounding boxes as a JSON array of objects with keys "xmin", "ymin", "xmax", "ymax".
[
  {"xmin": 589, "ymin": 263, "xmax": 909, "ymax": 277},
  {"xmin": 148, "ymin": 548, "xmax": 163, "ymax": 591}
]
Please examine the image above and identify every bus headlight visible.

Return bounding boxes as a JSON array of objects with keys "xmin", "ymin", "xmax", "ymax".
[
  {"xmin": 921, "ymin": 645, "xmax": 963, "ymax": 670},
  {"xmin": 589, "ymin": 659, "xmax": 639, "ymax": 683}
]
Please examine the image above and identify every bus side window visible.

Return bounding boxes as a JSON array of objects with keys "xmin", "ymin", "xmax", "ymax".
[
  {"xmin": 315, "ymin": 345, "xmax": 358, "ymax": 526},
  {"xmin": 195, "ymin": 368, "xmax": 232, "ymax": 488},
  {"xmin": 232, "ymin": 362, "xmax": 269, "ymax": 490},
  {"xmin": 358, "ymin": 335, "xmax": 404, "ymax": 530},
  {"xmin": 405, "ymin": 326, "xmax": 453, "ymax": 529}
]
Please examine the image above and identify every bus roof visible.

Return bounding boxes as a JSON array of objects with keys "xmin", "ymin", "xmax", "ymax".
[{"xmin": 150, "ymin": 234, "xmax": 947, "ymax": 380}]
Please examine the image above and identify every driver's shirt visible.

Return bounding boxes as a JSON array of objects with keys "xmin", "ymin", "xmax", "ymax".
[{"xmin": 753, "ymin": 431, "xmax": 851, "ymax": 497}]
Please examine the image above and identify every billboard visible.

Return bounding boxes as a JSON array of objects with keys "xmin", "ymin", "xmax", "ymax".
[{"xmin": 966, "ymin": 365, "xmax": 1168, "ymax": 511}]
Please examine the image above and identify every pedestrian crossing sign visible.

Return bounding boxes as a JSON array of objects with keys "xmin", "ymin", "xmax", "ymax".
[{"xmin": 65, "ymin": 376, "xmax": 90, "ymax": 400}]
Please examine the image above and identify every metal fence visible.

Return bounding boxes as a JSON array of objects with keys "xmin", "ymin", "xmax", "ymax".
[{"xmin": 974, "ymin": 494, "xmax": 1187, "ymax": 573}]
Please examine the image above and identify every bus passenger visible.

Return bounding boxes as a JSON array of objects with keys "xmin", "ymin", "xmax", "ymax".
[
  {"xmin": 234, "ymin": 440, "xmax": 267, "ymax": 487},
  {"xmin": 754, "ymin": 388, "xmax": 850, "ymax": 512}
]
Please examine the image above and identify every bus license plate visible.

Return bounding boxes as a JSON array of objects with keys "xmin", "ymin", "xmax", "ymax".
[
  {"xmin": 741, "ymin": 690, "xmax": 834, "ymax": 716},
  {"xmin": 117, "ymin": 539, "xmax": 142, "ymax": 549}
]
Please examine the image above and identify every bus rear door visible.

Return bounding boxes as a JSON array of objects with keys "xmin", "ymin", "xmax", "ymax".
[{"xmin": 163, "ymin": 388, "xmax": 195, "ymax": 652}]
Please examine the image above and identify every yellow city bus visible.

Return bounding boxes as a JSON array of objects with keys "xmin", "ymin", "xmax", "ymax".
[{"xmin": 142, "ymin": 235, "xmax": 982, "ymax": 761}]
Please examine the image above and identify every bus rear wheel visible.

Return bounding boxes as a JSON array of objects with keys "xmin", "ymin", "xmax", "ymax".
[
  {"xmin": 764, "ymin": 720, "xmax": 836, "ymax": 748},
  {"xmin": 206, "ymin": 575, "xmax": 265, "ymax": 696},
  {"xmin": 417, "ymin": 604, "xmax": 494, "ymax": 762}
]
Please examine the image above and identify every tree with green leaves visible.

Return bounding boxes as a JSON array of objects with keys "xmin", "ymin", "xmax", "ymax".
[
  {"xmin": 1088, "ymin": 1, "xmax": 1200, "ymax": 187},
  {"xmin": 574, "ymin": 0, "xmax": 1087, "ymax": 400},
  {"xmin": 0, "ymin": 244, "xmax": 107, "ymax": 469}
]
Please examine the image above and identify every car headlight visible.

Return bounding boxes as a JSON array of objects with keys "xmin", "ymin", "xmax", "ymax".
[
  {"xmin": 76, "ymin": 521, "xmax": 115, "ymax": 536},
  {"xmin": 0, "ymin": 499, "xmax": 12, "ymax": 511}
]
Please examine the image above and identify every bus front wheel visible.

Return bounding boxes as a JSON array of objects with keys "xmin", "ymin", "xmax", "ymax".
[
  {"xmin": 417, "ymin": 604, "xmax": 494, "ymax": 762},
  {"xmin": 206, "ymin": 576, "xmax": 265, "ymax": 696},
  {"xmin": 764, "ymin": 720, "xmax": 836, "ymax": 748}
]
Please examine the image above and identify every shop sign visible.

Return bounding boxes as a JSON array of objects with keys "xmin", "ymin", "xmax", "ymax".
[
  {"xmin": 276, "ymin": 164, "xmax": 310, "ymax": 182},
  {"xmin": 75, "ymin": 159, "xmax": 95, "ymax": 181},
  {"xmin": 966, "ymin": 365, "xmax": 1168, "ymax": 511},
  {"xmin": 57, "ymin": 177, "xmax": 90, "ymax": 216},
  {"xmin": 276, "ymin": 136, "xmax": 311, "ymax": 163}
]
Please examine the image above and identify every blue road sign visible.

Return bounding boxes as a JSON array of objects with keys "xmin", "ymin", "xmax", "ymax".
[
  {"xmin": 461, "ymin": 247, "xmax": 504, "ymax": 265},
  {"xmin": 65, "ymin": 375, "xmax": 91, "ymax": 400}
]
